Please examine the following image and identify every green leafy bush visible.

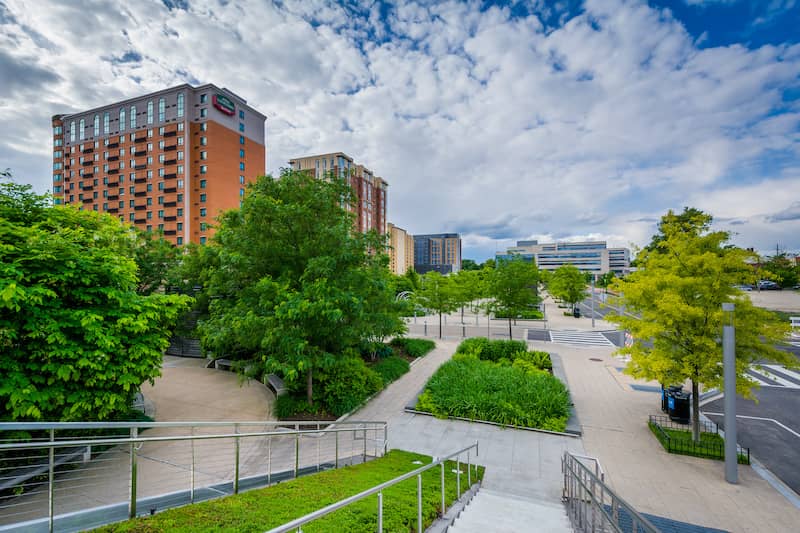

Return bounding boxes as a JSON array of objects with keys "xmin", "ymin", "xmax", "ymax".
[
  {"xmin": 513, "ymin": 349, "xmax": 552, "ymax": 370},
  {"xmin": 493, "ymin": 309, "xmax": 544, "ymax": 319},
  {"xmin": 372, "ymin": 355, "xmax": 410, "ymax": 386},
  {"xmin": 455, "ymin": 338, "xmax": 527, "ymax": 363},
  {"xmin": 274, "ymin": 395, "xmax": 321, "ymax": 419},
  {"xmin": 390, "ymin": 337, "xmax": 436, "ymax": 357},
  {"xmin": 316, "ymin": 357, "xmax": 383, "ymax": 416},
  {"xmin": 415, "ymin": 357, "xmax": 570, "ymax": 431}
]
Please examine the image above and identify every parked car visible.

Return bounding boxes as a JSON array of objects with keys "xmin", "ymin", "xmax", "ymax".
[
  {"xmin": 757, "ymin": 280, "xmax": 781, "ymax": 290},
  {"xmin": 732, "ymin": 284, "xmax": 753, "ymax": 291}
]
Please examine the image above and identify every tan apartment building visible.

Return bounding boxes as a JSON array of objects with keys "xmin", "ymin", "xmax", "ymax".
[
  {"xmin": 387, "ymin": 223, "xmax": 415, "ymax": 275},
  {"xmin": 414, "ymin": 233, "xmax": 462, "ymax": 274},
  {"xmin": 52, "ymin": 83, "xmax": 266, "ymax": 245},
  {"xmin": 288, "ymin": 152, "xmax": 388, "ymax": 235}
]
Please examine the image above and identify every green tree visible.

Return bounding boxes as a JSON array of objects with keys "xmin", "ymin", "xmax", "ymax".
[
  {"xmin": 360, "ymin": 257, "xmax": 408, "ymax": 361},
  {"xmin": 198, "ymin": 170, "xmax": 400, "ymax": 405},
  {"xmin": 481, "ymin": 258, "xmax": 496, "ymax": 270},
  {"xmin": 0, "ymin": 177, "xmax": 190, "ymax": 421},
  {"xmin": 417, "ymin": 271, "xmax": 459, "ymax": 338},
  {"xmin": 597, "ymin": 271, "xmax": 616, "ymax": 289},
  {"xmin": 549, "ymin": 265, "xmax": 588, "ymax": 312},
  {"xmin": 488, "ymin": 256, "xmax": 540, "ymax": 339},
  {"xmin": 461, "ymin": 259, "xmax": 480, "ymax": 271},
  {"xmin": 761, "ymin": 252, "xmax": 799, "ymax": 289},
  {"xmin": 607, "ymin": 209, "xmax": 794, "ymax": 441},
  {"xmin": 132, "ymin": 229, "xmax": 181, "ymax": 295}
]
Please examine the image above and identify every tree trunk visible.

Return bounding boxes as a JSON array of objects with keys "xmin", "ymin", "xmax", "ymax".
[
  {"xmin": 306, "ymin": 367, "xmax": 313, "ymax": 405},
  {"xmin": 508, "ymin": 317, "xmax": 512, "ymax": 340},
  {"xmin": 439, "ymin": 311, "xmax": 443, "ymax": 339},
  {"xmin": 691, "ymin": 380, "xmax": 700, "ymax": 442}
]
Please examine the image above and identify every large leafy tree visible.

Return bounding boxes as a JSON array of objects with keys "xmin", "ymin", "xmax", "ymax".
[
  {"xmin": 198, "ymin": 170, "xmax": 400, "ymax": 404},
  {"xmin": 548, "ymin": 264, "xmax": 588, "ymax": 311},
  {"xmin": 417, "ymin": 271, "xmax": 459, "ymax": 338},
  {"xmin": 488, "ymin": 255, "xmax": 540, "ymax": 339},
  {"xmin": 132, "ymin": 229, "xmax": 182, "ymax": 295},
  {"xmin": 0, "ymin": 176, "xmax": 190, "ymax": 421},
  {"xmin": 761, "ymin": 252, "xmax": 799, "ymax": 289},
  {"xmin": 607, "ymin": 209, "xmax": 794, "ymax": 441}
]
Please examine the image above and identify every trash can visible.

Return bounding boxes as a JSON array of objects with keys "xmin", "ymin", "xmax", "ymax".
[
  {"xmin": 668, "ymin": 392, "xmax": 691, "ymax": 424},
  {"xmin": 573, "ymin": 307, "xmax": 581, "ymax": 318},
  {"xmin": 661, "ymin": 385, "xmax": 683, "ymax": 413}
]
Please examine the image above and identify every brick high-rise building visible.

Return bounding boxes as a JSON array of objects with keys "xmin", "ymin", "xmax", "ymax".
[
  {"xmin": 288, "ymin": 152, "xmax": 388, "ymax": 235},
  {"xmin": 414, "ymin": 233, "xmax": 462, "ymax": 274},
  {"xmin": 387, "ymin": 223, "xmax": 415, "ymax": 275},
  {"xmin": 52, "ymin": 83, "xmax": 266, "ymax": 245}
]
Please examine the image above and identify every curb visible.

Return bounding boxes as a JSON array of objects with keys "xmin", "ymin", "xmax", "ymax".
[
  {"xmin": 548, "ymin": 352, "xmax": 582, "ymax": 436},
  {"xmin": 402, "ymin": 408, "xmax": 581, "ymax": 438}
]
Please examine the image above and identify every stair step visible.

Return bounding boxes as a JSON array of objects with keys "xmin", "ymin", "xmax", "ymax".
[{"xmin": 448, "ymin": 489, "xmax": 571, "ymax": 533}]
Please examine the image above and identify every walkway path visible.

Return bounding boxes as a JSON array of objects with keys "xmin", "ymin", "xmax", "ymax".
[{"xmin": 347, "ymin": 340, "xmax": 583, "ymax": 503}]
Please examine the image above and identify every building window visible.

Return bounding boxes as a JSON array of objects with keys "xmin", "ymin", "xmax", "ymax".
[
  {"xmin": 159, "ymin": 168, "xmax": 165, "ymax": 177},
  {"xmin": 200, "ymin": 137, "xmax": 207, "ymax": 146},
  {"xmin": 178, "ymin": 237, "xmax": 184, "ymax": 245},
  {"xmin": 103, "ymin": 112, "xmax": 110, "ymax": 134},
  {"xmin": 119, "ymin": 108, "xmax": 125, "ymax": 131},
  {"xmin": 200, "ymin": 94, "xmax": 207, "ymax": 104},
  {"xmin": 239, "ymin": 162, "xmax": 245, "ymax": 171},
  {"xmin": 238, "ymin": 123, "xmax": 245, "ymax": 132},
  {"xmin": 177, "ymin": 151, "xmax": 183, "ymax": 160},
  {"xmin": 200, "ymin": 165, "xmax": 207, "ymax": 174},
  {"xmin": 53, "ymin": 125, "xmax": 63, "ymax": 135},
  {"xmin": 147, "ymin": 183, "xmax": 153, "ymax": 192},
  {"xmin": 200, "ymin": 193, "xmax": 206, "ymax": 202},
  {"xmin": 200, "ymin": 151, "xmax": 207, "ymax": 160},
  {"xmin": 200, "ymin": 122, "xmax": 207, "ymax": 131},
  {"xmin": 159, "ymin": 126, "xmax": 165, "ymax": 135},
  {"xmin": 158, "ymin": 97, "xmax": 166, "ymax": 122},
  {"xmin": 200, "ymin": 208, "xmax": 207, "ymax": 217},
  {"xmin": 148, "ymin": 128, "xmax": 153, "ymax": 138},
  {"xmin": 177, "ymin": 179, "xmax": 184, "ymax": 188},
  {"xmin": 146, "ymin": 225, "xmax": 152, "ymax": 232},
  {"xmin": 239, "ymin": 188, "xmax": 245, "ymax": 197},
  {"xmin": 239, "ymin": 149, "xmax": 245, "ymax": 158},
  {"xmin": 147, "ymin": 142, "xmax": 153, "ymax": 151},
  {"xmin": 177, "ymin": 222, "xmax": 183, "ymax": 231},
  {"xmin": 177, "ymin": 208, "xmax": 183, "ymax": 216},
  {"xmin": 148, "ymin": 198, "xmax": 154, "ymax": 206},
  {"xmin": 147, "ymin": 101, "xmax": 153, "ymax": 124},
  {"xmin": 54, "ymin": 138, "xmax": 63, "ymax": 147},
  {"xmin": 130, "ymin": 105, "xmax": 136, "ymax": 129},
  {"xmin": 158, "ymin": 223, "xmax": 164, "ymax": 231},
  {"xmin": 200, "ymin": 222, "xmax": 207, "ymax": 231},
  {"xmin": 129, "ymin": 213, "xmax": 135, "ymax": 221},
  {"xmin": 147, "ymin": 170, "xmax": 153, "ymax": 179},
  {"xmin": 129, "ymin": 199, "xmax": 135, "ymax": 208},
  {"xmin": 238, "ymin": 109, "xmax": 244, "ymax": 119},
  {"xmin": 200, "ymin": 179, "xmax": 206, "ymax": 188},
  {"xmin": 199, "ymin": 108, "xmax": 207, "ymax": 118},
  {"xmin": 177, "ymin": 164, "xmax": 184, "ymax": 174},
  {"xmin": 239, "ymin": 135, "xmax": 245, "ymax": 145},
  {"xmin": 158, "ymin": 182, "xmax": 164, "ymax": 191},
  {"xmin": 239, "ymin": 175, "xmax": 245, "ymax": 184},
  {"xmin": 177, "ymin": 193, "xmax": 183, "ymax": 202},
  {"xmin": 78, "ymin": 118, "xmax": 85, "ymax": 140},
  {"xmin": 177, "ymin": 122, "xmax": 184, "ymax": 132},
  {"xmin": 177, "ymin": 137, "xmax": 184, "ymax": 145},
  {"xmin": 93, "ymin": 114, "xmax": 100, "ymax": 136},
  {"xmin": 177, "ymin": 93, "xmax": 184, "ymax": 117},
  {"xmin": 158, "ymin": 210, "xmax": 164, "ymax": 219},
  {"xmin": 159, "ymin": 154, "xmax": 165, "ymax": 163}
]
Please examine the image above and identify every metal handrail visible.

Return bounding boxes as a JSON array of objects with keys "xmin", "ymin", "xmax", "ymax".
[
  {"xmin": 266, "ymin": 441, "xmax": 480, "ymax": 533},
  {"xmin": 0, "ymin": 420, "xmax": 385, "ymax": 431},
  {"xmin": 568, "ymin": 453, "xmax": 606, "ymax": 482},
  {"xmin": 562, "ymin": 452, "xmax": 658, "ymax": 533}
]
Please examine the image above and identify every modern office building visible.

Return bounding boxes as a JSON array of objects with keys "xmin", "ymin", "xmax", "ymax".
[
  {"xmin": 387, "ymin": 223, "xmax": 415, "ymax": 275},
  {"xmin": 288, "ymin": 152, "xmax": 388, "ymax": 235},
  {"xmin": 413, "ymin": 233, "xmax": 462, "ymax": 274},
  {"xmin": 52, "ymin": 83, "xmax": 266, "ymax": 245},
  {"xmin": 496, "ymin": 240, "xmax": 630, "ymax": 275}
]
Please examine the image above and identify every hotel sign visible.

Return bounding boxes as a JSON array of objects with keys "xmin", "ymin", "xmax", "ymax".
[{"xmin": 212, "ymin": 94, "xmax": 236, "ymax": 116}]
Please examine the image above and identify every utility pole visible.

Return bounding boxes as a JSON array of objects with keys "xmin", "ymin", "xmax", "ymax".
[
  {"xmin": 723, "ymin": 303, "xmax": 738, "ymax": 484},
  {"xmin": 591, "ymin": 274, "xmax": 596, "ymax": 329}
]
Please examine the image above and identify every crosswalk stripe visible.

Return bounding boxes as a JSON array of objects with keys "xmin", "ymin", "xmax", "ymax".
[
  {"xmin": 757, "ymin": 365, "xmax": 800, "ymax": 388},
  {"xmin": 745, "ymin": 370, "xmax": 775, "ymax": 387},
  {"xmin": 548, "ymin": 330, "xmax": 614, "ymax": 347},
  {"xmin": 762, "ymin": 364, "xmax": 800, "ymax": 383}
]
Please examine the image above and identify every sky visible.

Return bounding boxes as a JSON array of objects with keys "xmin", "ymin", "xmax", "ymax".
[{"xmin": 1, "ymin": 0, "xmax": 799, "ymax": 262}]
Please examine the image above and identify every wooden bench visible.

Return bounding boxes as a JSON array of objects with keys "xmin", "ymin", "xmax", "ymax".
[{"xmin": 266, "ymin": 374, "xmax": 287, "ymax": 396}]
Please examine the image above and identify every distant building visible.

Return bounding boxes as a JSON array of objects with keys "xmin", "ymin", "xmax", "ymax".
[
  {"xmin": 289, "ymin": 152, "xmax": 388, "ymax": 235},
  {"xmin": 496, "ymin": 240, "xmax": 630, "ymax": 275},
  {"xmin": 387, "ymin": 223, "xmax": 415, "ymax": 275},
  {"xmin": 414, "ymin": 233, "xmax": 461, "ymax": 275},
  {"xmin": 51, "ymin": 83, "xmax": 267, "ymax": 245}
]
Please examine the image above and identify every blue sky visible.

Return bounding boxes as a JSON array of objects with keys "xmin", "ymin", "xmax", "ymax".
[{"xmin": 1, "ymin": 0, "xmax": 799, "ymax": 261}]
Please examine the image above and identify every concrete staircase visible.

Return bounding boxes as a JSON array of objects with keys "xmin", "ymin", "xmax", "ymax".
[{"xmin": 447, "ymin": 488, "xmax": 572, "ymax": 532}]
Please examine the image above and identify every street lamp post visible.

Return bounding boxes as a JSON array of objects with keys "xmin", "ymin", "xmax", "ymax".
[
  {"xmin": 591, "ymin": 275, "xmax": 596, "ymax": 329},
  {"xmin": 722, "ymin": 302, "xmax": 738, "ymax": 484}
]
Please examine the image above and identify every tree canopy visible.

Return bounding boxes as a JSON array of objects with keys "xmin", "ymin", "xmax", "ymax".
[
  {"xmin": 417, "ymin": 271, "xmax": 459, "ymax": 338},
  {"xmin": 607, "ymin": 208, "xmax": 794, "ymax": 440},
  {"xmin": 0, "ymin": 176, "xmax": 190, "ymax": 421},
  {"xmin": 197, "ymin": 169, "xmax": 403, "ymax": 404},
  {"xmin": 548, "ymin": 264, "xmax": 588, "ymax": 310},
  {"xmin": 487, "ymin": 256, "xmax": 540, "ymax": 339}
]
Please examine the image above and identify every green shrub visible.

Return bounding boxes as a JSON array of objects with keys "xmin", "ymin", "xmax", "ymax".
[
  {"xmin": 513, "ymin": 350, "xmax": 552, "ymax": 370},
  {"xmin": 360, "ymin": 341, "xmax": 393, "ymax": 360},
  {"xmin": 512, "ymin": 358, "xmax": 549, "ymax": 376},
  {"xmin": 372, "ymin": 356, "xmax": 410, "ymax": 386},
  {"xmin": 390, "ymin": 337, "xmax": 436, "ymax": 357},
  {"xmin": 416, "ymin": 357, "xmax": 570, "ymax": 431},
  {"xmin": 274, "ymin": 394, "xmax": 320, "ymax": 419},
  {"xmin": 316, "ymin": 357, "xmax": 383, "ymax": 416},
  {"xmin": 493, "ymin": 309, "xmax": 544, "ymax": 320},
  {"xmin": 455, "ymin": 338, "xmax": 528, "ymax": 362}
]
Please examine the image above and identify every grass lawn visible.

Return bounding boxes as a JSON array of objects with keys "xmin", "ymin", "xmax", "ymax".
[
  {"xmin": 648, "ymin": 422, "xmax": 749, "ymax": 464},
  {"xmin": 94, "ymin": 450, "xmax": 484, "ymax": 532}
]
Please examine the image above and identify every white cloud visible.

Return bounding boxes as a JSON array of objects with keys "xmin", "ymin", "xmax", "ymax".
[{"xmin": 1, "ymin": 0, "xmax": 799, "ymax": 261}]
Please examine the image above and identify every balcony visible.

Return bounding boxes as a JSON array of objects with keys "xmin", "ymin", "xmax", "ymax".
[
  {"xmin": 108, "ymin": 169, "xmax": 119, "ymax": 175},
  {"xmin": 82, "ymin": 198, "xmax": 93, "ymax": 204},
  {"xmin": 134, "ymin": 218, "xmax": 146, "ymax": 224},
  {"xmin": 164, "ymin": 201, "xmax": 177, "ymax": 207},
  {"xmin": 135, "ymin": 136, "xmax": 147, "ymax": 143},
  {"xmin": 107, "ymin": 142, "xmax": 119, "ymax": 149},
  {"xmin": 164, "ymin": 216, "xmax": 177, "ymax": 222},
  {"xmin": 81, "ymin": 160, "xmax": 92, "ymax": 166},
  {"xmin": 164, "ymin": 173, "xmax": 177, "ymax": 179},
  {"xmin": 134, "ymin": 164, "xmax": 147, "ymax": 170},
  {"xmin": 107, "ymin": 195, "xmax": 119, "ymax": 201},
  {"xmin": 164, "ymin": 159, "xmax": 177, "ymax": 166},
  {"xmin": 164, "ymin": 187, "xmax": 177, "ymax": 193},
  {"xmin": 164, "ymin": 145, "xmax": 177, "ymax": 151},
  {"xmin": 107, "ymin": 208, "xmax": 119, "ymax": 214},
  {"xmin": 134, "ymin": 205, "xmax": 147, "ymax": 211},
  {"xmin": 82, "ymin": 147, "xmax": 93, "ymax": 154},
  {"xmin": 163, "ymin": 230, "xmax": 177, "ymax": 236},
  {"xmin": 82, "ymin": 185, "xmax": 93, "ymax": 192},
  {"xmin": 164, "ymin": 130, "xmax": 177, "ymax": 138},
  {"xmin": 108, "ymin": 155, "xmax": 119, "ymax": 162},
  {"xmin": 83, "ymin": 173, "xmax": 94, "ymax": 179},
  {"xmin": 134, "ymin": 191, "xmax": 147, "ymax": 197}
]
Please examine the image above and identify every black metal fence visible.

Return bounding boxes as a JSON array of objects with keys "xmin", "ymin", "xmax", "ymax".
[{"xmin": 648, "ymin": 415, "xmax": 750, "ymax": 465}]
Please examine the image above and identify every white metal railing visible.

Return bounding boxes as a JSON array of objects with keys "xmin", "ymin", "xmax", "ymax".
[
  {"xmin": 266, "ymin": 442, "xmax": 480, "ymax": 533},
  {"xmin": 0, "ymin": 420, "xmax": 387, "ymax": 533},
  {"xmin": 562, "ymin": 452, "xmax": 659, "ymax": 533}
]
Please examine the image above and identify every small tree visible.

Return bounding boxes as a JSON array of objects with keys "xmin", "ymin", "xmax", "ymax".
[
  {"xmin": 417, "ymin": 271, "xmax": 459, "ymax": 338},
  {"xmin": 488, "ymin": 255, "xmax": 540, "ymax": 339},
  {"xmin": 607, "ymin": 209, "xmax": 794, "ymax": 441},
  {"xmin": 549, "ymin": 264, "xmax": 588, "ymax": 312}
]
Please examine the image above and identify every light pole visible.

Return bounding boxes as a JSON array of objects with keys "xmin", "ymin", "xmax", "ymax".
[
  {"xmin": 722, "ymin": 302, "xmax": 738, "ymax": 484},
  {"xmin": 591, "ymin": 274, "xmax": 596, "ymax": 329}
]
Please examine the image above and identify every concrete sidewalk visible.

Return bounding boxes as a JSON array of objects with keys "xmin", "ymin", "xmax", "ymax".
[{"xmin": 530, "ymin": 297, "xmax": 800, "ymax": 532}]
